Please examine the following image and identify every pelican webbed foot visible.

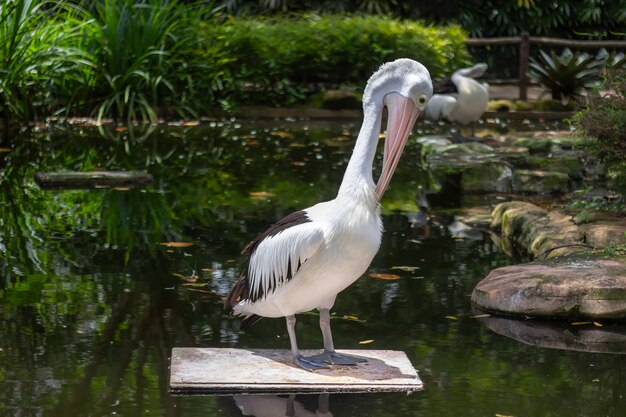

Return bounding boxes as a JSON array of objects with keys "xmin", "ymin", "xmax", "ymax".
[
  {"xmin": 293, "ymin": 354, "xmax": 331, "ymax": 371},
  {"xmin": 306, "ymin": 350, "xmax": 367, "ymax": 366}
]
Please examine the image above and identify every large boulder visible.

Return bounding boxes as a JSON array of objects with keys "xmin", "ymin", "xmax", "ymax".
[{"xmin": 471, "ymin": 258, "xmax": 626, "ymax": 319}]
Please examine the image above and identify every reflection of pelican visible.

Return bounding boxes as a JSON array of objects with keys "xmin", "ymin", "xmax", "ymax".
[
  {"xmin": 225, "ymin": 59, "xmax": 433, "ymax": 370},
  {"xmin": 425, "ymin": 63, "xmax": 489, "ymax": 139},
  {"xmin": 234, "ymin": 394, "xmax": 332, "ymax": 417}
]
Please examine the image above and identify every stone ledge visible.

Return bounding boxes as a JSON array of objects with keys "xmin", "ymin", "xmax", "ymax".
[{"xmin": 471, "ymin": 259, "xmax": 626, "ymax": 320}]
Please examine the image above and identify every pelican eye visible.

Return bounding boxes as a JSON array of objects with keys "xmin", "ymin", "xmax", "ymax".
[{"xmin": 417, "ymin": 94, "xmax": 428, "ymax": 107}]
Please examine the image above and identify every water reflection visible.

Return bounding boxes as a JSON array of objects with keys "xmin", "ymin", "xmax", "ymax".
[
  {"xmin": 234, "ymin": 394, "xmax": 332, "ymax": 417},
  {"xmin": 477, "ymin": 314, "xmax": 626, "ymax": 354},
  {"xmin": 2, "ymin": 120, "xmax": 626, "ymax": 417}
]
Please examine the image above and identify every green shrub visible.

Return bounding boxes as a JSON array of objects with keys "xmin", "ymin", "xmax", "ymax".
[
  {"xmin": 575, "ymin": 72, "xmax": 626, "ymax": 191},
  {"xmin": 205, "ymin": 15, "xmax": 470, "ymax": 105}
]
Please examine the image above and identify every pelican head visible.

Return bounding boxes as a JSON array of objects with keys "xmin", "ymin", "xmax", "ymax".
[{"xmin": 364, "ymin": 59, "xmax": 432, "ymax": 200}]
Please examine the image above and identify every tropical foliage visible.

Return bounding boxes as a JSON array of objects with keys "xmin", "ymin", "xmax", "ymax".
[
  {"xmin": 219, "ymin": 0, "xmax": 626, "ymax": 40},
  {"xmin": 0, "ymin": 0, "xmax": 469, "ymax": 124},
  {"xmin": 0, "ymin": 0, "xmax": 88, "ymax": 121},
  {"xmin": 528, "ymin": 48, "xmax": 604, "ymax": 102},
  {"xmin": 575, "ymin": 72, "xmax": 626, "ymax": 190}
]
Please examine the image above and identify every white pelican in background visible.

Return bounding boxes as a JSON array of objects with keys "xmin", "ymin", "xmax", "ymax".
[
  {"xmin": 225, "ymin": 59, "xmax": 432, "ymax": 370},
  {"xmin": 424, "ymin": 63, "xmax": 489, "ymax": 139}
]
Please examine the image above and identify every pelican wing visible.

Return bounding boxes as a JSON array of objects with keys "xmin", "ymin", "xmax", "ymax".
[
  {"xmin": 225, "ymin": 211, "xmax": 324, "ymax": 307},
  {"xmin": 424, "ymin": 93, "xmax": 457, "ymax": 121}
]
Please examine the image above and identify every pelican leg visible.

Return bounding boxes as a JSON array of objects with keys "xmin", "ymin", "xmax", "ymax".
[
  {"xmin": 305, "ymin": 309, "xmax": 367, "ymax": 366},
  {"xmin": 286, "ymin": 315, "xmax": 329, "ymax": 371}
]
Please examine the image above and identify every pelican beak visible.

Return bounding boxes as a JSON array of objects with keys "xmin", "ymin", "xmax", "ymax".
[{"xmin": 375, "ymin": 93, "xmax": 421, "ymax": 200}]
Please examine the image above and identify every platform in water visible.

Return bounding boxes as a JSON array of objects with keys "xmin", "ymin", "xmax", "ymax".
[{"xmin": 170, "ymin": 348, "xmax": 423, "ymax": 394}]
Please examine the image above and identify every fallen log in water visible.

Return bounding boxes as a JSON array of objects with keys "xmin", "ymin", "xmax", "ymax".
[{"xmin": 34, "ymin": 171, "xmax": 154, "ymax": 189}]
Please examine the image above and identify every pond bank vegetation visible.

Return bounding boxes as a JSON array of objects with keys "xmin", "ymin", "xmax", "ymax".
[{"xmin": 0, "ymin": 0, "xmax": 468, "ymax": 126}]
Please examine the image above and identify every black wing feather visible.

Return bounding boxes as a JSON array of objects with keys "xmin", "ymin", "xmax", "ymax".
[{"xmin": 224, "ymin": 210, "xmax": 311, "ymax": 310}]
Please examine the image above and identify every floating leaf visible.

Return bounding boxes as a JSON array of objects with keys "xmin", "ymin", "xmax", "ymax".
[
  {"xmin": 571, "ymin": 321, "xmax": 592, "ymax": 326},
  {"xmin": 172, "ymin": 273, "xmax": 199, "ymax": 282},
  {"xmin": 0, "ymin": 147, "xmax": 12, "ymax": 153},
  {"xmin": 445, "ymin": 315, "xmax": 458, "ymax": 321},
  {"xmin": 495, "ymin": 414, "xmax": 515, "ymax": 417},
  {"xmin": 469, "ymin": 314, "xmax": 491, "ymax": 319},
  {"xmin": 407, "ymin": 239, "xmax": 422, "ymax": 244},
  {"xmin": 183, "ymin": 282, "xmax": 206, "ymax": 288},
  {"xmin": 160, "ymin": 242, "xmax": 194, "ymax": 248},
  {"xmin": 359, "ymin": 339, "xmax": 374, "ymax": 344},
  {"xmin": 368, "ymin": 273, "xmax": 401, "ymax": 280},
  {"xmin": 343, "ymin": 315, "xmax": 360, "ymax": 321},
  {"xmin": 182, "ymin": 120, "xmax": 200, "ymax": 126},
  {"xmin": 391, "ymin": 266, "xmax": 419, "ymax": 272},
  {"xmin": 378, "ymin": 133, "xmax": 386, "ymax": 139},
  {"xmin": 249, "ymin": 191, "xmax": 276, "ymax": 199},
  {"xmin": 112, "ymin": 187, "xmax": 131, "ymax": 191},
  {"xmin": 291, "ymin": 161, "xmax": 306, "ymax": 166},
  {"xmin": 593, "ymin": 322, "xmax": 603, "ymax": 327},
  {"xmin": 244, "ymin": 140, "xmax": 260, "ymax": 146},
  {"xmin": 272, "ymin": 131, "xmax": 292, "ymax": 138},
  {"xmin": 289, "ymin": 143, "xmax": 307, "ymax": 148}
]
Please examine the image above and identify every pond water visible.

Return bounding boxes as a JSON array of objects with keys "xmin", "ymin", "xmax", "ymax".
[{"xmin": 1, "ymin": 119, "xmax": 625, "ymax": 417}]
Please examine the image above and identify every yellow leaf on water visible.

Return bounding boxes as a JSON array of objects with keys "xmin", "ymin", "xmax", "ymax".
[
  {"xmin": 112, "ymin": 187, "xmax": 130, "ymax": 191},
  {"xmin": 160, "ymin": 242, "xmax": 194, "ymax": 248},
  {"xmin": 571, "ymin": 321, "xmax": 592, "ymax": 326},
  {"xmin": 469, "ymin": 314, "xmax": 491, "ymax": 319},
  {"xmin": 593, "ymin": 322, "xmax": 603, "ymax": 327},
  {"xmin": 368, "ymin": 273, "xmax": 401, "ymax": 280},
  {"xmin": 183, "ymin": 282, "xmax": 207, "ymax": 288},
  {"xmin": 0, "ymin": 147, "xmax": 12, "ymax": 153},
  {"xmin": 495, "ymin": 414, "xmax": 515, "ymax": 417},
  {"xmin": 272, "ymin": 131, "xmax": 292, "ymax": 138},
  {"xmin": 378, "ymin": 133, "xmax": 386, "ymax": 139},
  {"xmin": 343, "ymin": 315, "xmax": 360, "ymax": 321},
  {"xmin": 445, "ymin": 316, "xmax": 458, "ymax": 321},
  {"xmin": 249, "ymin": 191, "xmax": 276, "ymax": 199},
  {"xmin": 359, "ymin": 339, "xmax": 374, "ymax": 344}
]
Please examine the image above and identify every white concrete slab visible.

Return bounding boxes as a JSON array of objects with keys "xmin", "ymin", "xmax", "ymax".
[{"xmin": 170, "ymin": 348, "xmax": 423, "ymax": 394}]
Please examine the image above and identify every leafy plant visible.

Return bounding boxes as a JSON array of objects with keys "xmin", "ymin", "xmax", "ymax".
[
  {"xmin": 80, "ymin": 0, "xmax": 223, "ymax": 123},
  {"xmin": 0, "ymin": 0, "xmax": 89, "ymax": 123},
  {"xmin": 575, "ymin": 72, "xmax": 626, "ymax": 191},
  {"xmin": 528, "ymin": 48, "xmax": 603, "ymax": 103}
]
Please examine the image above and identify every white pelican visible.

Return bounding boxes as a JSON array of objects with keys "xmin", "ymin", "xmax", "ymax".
[
  {"xmin": 424, "ymin": 63, "xmax": 489, "ymax": 139},
  {"xmin": 225, "ymin": 58, "xmax": 432, "ymax": 370}
]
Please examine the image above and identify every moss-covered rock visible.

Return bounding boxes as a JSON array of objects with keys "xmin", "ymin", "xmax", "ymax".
[
  {"xmin": 527, "ymin": 155, "xmax": 583, "ymax": 179},
  {"xmin": 512, "ymin": 169, "xmax": 571, "ymax": 194}
]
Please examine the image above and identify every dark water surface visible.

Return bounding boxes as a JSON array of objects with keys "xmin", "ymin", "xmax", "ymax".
[{"xmin": 1, "ymin": 120, "xmax": 625, "ymax": 417}]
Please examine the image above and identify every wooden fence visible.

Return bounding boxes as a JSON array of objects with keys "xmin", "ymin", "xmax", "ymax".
[{"xmin": 465, "ymin": 32, "xmax": 626, "ymax": 100}]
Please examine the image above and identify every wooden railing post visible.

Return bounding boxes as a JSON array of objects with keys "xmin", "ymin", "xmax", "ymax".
[{"xmin": 519, "ymin": 32, "xmax": 530, "ymax": 100}]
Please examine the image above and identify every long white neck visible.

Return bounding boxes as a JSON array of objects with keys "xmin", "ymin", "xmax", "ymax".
[{"xmin": 337, "ymin": 101, "xmax": 382, "ymax": 201}]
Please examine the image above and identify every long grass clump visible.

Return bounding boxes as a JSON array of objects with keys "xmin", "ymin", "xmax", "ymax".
[{"xmin": 0, "ymin": 0, "xmax": 89, "ymax": 122}]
